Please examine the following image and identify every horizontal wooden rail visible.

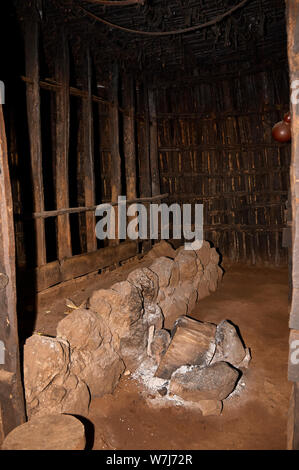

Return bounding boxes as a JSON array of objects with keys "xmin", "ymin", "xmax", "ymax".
[
  {"xmin": 30, "ymin": 193, "xmax": 169, "ymax": 219},
  {"xmin": 158, "ymin": 143, "xmax": 289, "ymax": 152},
  {"xmin": 21, "ymin": 75, "xmax": 146, "ymax": 121},
  {"xmin": 165, "ymin": 190, "xmax": 288, "ymax": 200},
  {"xmin": 160, "ymin": 168, "xmax": 289, "ymax": 178},
  {"xmin": 156, "ymin": 105, "xmax": 288, "ymax": 120}
]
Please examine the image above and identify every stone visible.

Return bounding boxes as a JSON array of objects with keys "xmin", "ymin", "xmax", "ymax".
[
  {"xmin": 169, "ymin": 362, "xmax": 239, "ymax": 401},
  {"xmin": 155, "ymin": 318, "xmax": 217, "ymax": 379},
  {"xmin": 196, "ymin": 280, "xmax": 211, "ymax": 301},
  {"xmin": 89, "ymin": 282, "xmax": 147, "ymax": 370},
  {"xmin": 169, "ymin": 261, "xmax": 180, "ymax": 287},
  {"xmin": 217, "ymin": 266, "xmax": 224, "ymax": 282},
  {"xmin": 194, "ymin": 241, "xmax": 211, "ymax": 267},
  {"xmin": 23, "ymin": 335, "xmax": 91, "ymax": 418},
  {"xmin": 211, "ymin": 320, "xmax": 246, "ymax": 367},
  {"xmin": 175, "ymin": 250, "xmax": 198, "ymax": 282},
  {"xmin": 150, "ymin": 329, "xmax": 171, "ymax": 364},
  {"xmin": 143, "ymin": 303, "xmax": 164, "ymax": 331},
  {"xmin": 149, "ymin": 257, "xmax": 174, "ymax": 288},
  {"xmin": 159, "ymin": 293, "xmax": 188, "ymax": 330},
  {"xmin": 174, "ymin": 282, "xmax": 198, "ymax": 314},
  {"xmin": 1, "ymin": 414, "xmax": 86, "ymax": 450},
  {"xmin": 57, "ymin": 308, "xmax": 125, "ymax": 397},
  {"xmin": 238, "ymin": 347, "xmax": 251, "ymax": 369},
  {"xmin": 145, "ymin": 240, "xmax": 176, "ymax": 260},
  {"xmin": 204, "ymin": 262, "xmax": 219, "ymax": 293},
  {"xmin": 24, "ymin": 335, "xmax": 70, "ymax": 406},
  {"xmin": 210, "ymin": 247, "xmax": 220, "ymax": 265},
  {"xmin": 89, "ymin": 281, "xmax": 143, "ymax": 327},
  {"xmin": 197, "ymin": 400, "xmax": 223, "ymax": 416},
  {"xmin": 57, "ymin": 308, "xmax": 104, "ymax": 351},
  {"xmin": 127, "ymin": 267, "xmax": 159, "ymax": 306},
  {"xmin": 157, "ymin": 387, "xmax": 168, "ymax": 397},
  {"xmin": 76, "ymin": 346, "xmax": 125, "ymax": 398}
]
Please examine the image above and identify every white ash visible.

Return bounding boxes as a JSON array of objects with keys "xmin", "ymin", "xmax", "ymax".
[{"xmin": 131, "ymin": 358, "xmax": 169, "ymax": 393}]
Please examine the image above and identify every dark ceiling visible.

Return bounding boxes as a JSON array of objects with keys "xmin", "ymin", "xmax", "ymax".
[{"xmin": 16, "ymin": 0, "xmax": 288, "ymax": 77}]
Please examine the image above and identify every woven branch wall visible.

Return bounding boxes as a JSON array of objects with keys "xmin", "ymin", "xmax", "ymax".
[{"xmin": 155, "ymin": 59, "xmax": 291, "ymax": 265}]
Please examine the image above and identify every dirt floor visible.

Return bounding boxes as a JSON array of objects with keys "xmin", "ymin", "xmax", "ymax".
[
  {"xmin": 34, "ymin": 262, "xmax": 292, "ymax": 450},
  {"xmin": 88, "ymin": 264, "xmax": 292, "ymax": 450}
]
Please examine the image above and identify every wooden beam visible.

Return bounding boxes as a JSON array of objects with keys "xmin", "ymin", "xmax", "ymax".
[
  {"xmin": 24, "ymin": 18, "xmax": 46, "ymax": 266},
  {"xmin": 138, "ymin": 81, "xmax": 152, "ymax": 251},
  {"xmin": 137, "ymin": 81, "xmax": 151, "ymax": 199},
  {"xmin": 288, "ymin": 0, "xmax": 299, "ymax": 327},
  {"xmin": 287, "ymin": 0, "xmax": 299, "ymax": 449},
  {"xmin": 0, "ymin": 106, "xmax": 25, "ymax": 438},
  {"xmin": 109, "ymin": 63, "xmax": 122, "ymax": 245},
  {"xmin": 123, "ymin": 74, "xmax": 137, "ymax": 201},
  {"xmin": 82, "ymin": 48, "xmax": 97, "ymax": 252},
  {"xmin": 20, "ymin": 241, "xmax": 139, "ymax": 293},
  {"xmin": 55, "ymin": 30, "xmax": 72, "ymax": 260},
  {"xmin": 148, "ymin": 87, "xmax": 160, "ymax": 196}
]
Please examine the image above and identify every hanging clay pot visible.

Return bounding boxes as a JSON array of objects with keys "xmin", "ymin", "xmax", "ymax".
[{"xmin": 272, "ymin": 120, "xmax": 291, "ymax": 143}]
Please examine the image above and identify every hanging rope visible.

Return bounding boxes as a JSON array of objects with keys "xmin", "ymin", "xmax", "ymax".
[
  {"xmin": 78, "ymin": 0, "xmax": 250, "ymax": 36},
  {"xmin": 82, "ymin": 0, "xmax": 144, "ymax": 6}
]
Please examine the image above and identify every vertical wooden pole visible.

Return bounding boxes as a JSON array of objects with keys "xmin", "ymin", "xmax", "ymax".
[
  {"xmin": 24, "ymin": 18, "xmax": 46, "ymax": 266},
  {"xmin": 139, "ymin": 81, "xmax": 152, "ymax": 251},
  {"xmin": 138, "ymin": 80, "xmax": 152, "ymax": 199},
  {"xmin": 109, "ymin": 63, "xmax": 121, "ymax": 245},
  {"xmin": 123, "ymin": 74, "xmax": 137, "ymax": 201},
  {"xmin": 82, "ymin": 48, "xmax": 97, "ymax": 252},
  {"xmin": 0, "ymin": 106, "xmax": 25, "ymax": 439},
  {"xmin": 55, "ymin": 30, "xmax": 72, "ymax": 260},
  {"xmin": 148, "ymin": 87, "xmax": 160, "ymax": 197},
  {"xmin": 287, "ymin": 0, "xmax": 299, "ymax": 450}
]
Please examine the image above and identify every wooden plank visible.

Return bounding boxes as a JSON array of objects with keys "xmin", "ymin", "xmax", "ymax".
[
  {"xmin": 148, "ymin": 87, "xmax": 160, "ymax": 196},
  {"xmin": 82, "ymin": 47, "xmax": 97, "ymax": 252},
  {"xmin": 24, "ymin": 17, "xmax": 46, "ymax": 266},
  {"xmin": 60, "ymin": 240, "xmax": 138, "ymax": 282},
  {"xmin": 20, "ymin": 241, "xmax": 139, "ymax": 293},
  {"xmin": 123, "ymin": 74, "xmax": 137, "ymax": 200},
  {"xmin": 0, "ymin": 106, "xmax": 25, "ymax": 438},
  {"xmin": 55, "ymin": 29, "xmax": 72, "ymax": 260}
]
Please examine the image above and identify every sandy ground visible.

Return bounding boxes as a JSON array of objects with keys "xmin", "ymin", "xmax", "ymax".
[{"xmin": 85, "ymin": 264, "xmax": 292, "ymax": 450}]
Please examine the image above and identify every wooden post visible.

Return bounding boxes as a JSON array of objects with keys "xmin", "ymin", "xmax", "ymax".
[
  {"xmin": 55, "ymin": 30, "xmax": 72, "ymax": 259},
  {"xmin": 287, "ymin": 0, "xmax": 299, "ymax": 450},
  {"xmin": 123, "ymin": 74, "xmax": 137, "ymax": 201},
  {"xmin": 137, "ymin": 80, "xmax": 152, "ymax": 199},
  {"xmin": 148, "ymin": 87, "xmax": 161, "ymax": 197},
  {"xmin": 82, "ymin": 48, "xmax": 97, "ymax": 252},
  {"xmin": 0, "ymin": 106, "xmax": 25, "ymax": 440},
  {"xmin": 24, "ymin": 17, "xmax": 47, "ymax": 266},
  {"xmin": 109, "ymin": 63, "xmax": 121, "ymax": 245},
  {"xmin": 139, "ymin": 81, "xmax": 152, "ymax": 251}
]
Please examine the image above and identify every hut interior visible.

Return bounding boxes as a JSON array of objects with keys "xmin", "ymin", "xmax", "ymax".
[{"xmin": 0, "ymin": 0, "xmax": 299, "ymax": 451}]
